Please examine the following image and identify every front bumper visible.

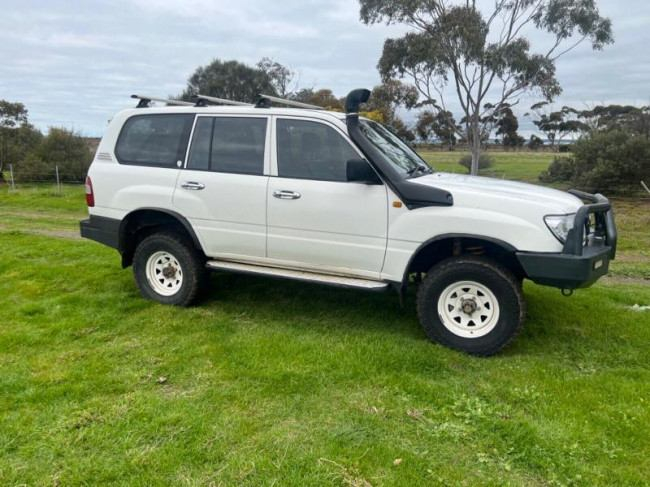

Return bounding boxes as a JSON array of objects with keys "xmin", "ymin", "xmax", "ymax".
[{"xmin": 516, "ymin": 190, "xmax": 617, "ymax": 290}]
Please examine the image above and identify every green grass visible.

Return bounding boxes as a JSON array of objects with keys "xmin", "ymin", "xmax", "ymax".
[
  {"xmin": 1, "ymin": 169, "xmax": 649, "ymax": 485},
  {"xmin": 420, "ymin": 150, "xmax": 558, "ymax": 183}
]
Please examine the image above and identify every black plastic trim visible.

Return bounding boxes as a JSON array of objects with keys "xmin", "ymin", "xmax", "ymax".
[
  {"xmin": 516, "ymin": 245, "xmax": 611, "ymax": 289},
  {"xmin": 402, "ymin": 233, "xmax": 517, "ymax": 284},
  {"xmin": 79, "ymin": 215, "xmax": 120, "ymax": 249},
  {"xmin": 118, "ymin": 208, "xmax": 203, "ymax": 253},
  {"xmin": 564, "ymin": 190, "xmax": 617, "ymax": 259}
]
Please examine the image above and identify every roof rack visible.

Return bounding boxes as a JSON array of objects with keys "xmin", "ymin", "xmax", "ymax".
[
  {"xmin": 193, "ymin": 94, "xmax": 253, "ymax": 107},
  {"xmin": 131, "ymin": 94, "xmax": 194, "ymax": 108},
  {"xmin": 130, "ymin": 92, "xmax": 327, "ymax": 110},
  {"xmin": 255, "ymin": 94, "xmax": 324, "ymax": 110}
]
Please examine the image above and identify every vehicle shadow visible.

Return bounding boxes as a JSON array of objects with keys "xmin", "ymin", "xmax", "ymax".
[{"xmin": 200, "ymin": 271, "xmax": 425, "ymax": 341}]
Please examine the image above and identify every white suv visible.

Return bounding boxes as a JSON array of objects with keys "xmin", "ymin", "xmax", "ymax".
[{"xmin": 80, "ymin": 89, "xmax": 617, "ymax": 355}]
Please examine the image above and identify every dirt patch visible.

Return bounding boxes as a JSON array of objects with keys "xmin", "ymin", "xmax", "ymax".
[
  {"xmin": 602, "ymin": 275, "xmax": 650, "ymax": 286},
  {"xmin": 0, "ymin": 225, "xmax": 81, "ymax": 240}
]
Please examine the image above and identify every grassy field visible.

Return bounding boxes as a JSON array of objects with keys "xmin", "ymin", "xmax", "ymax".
[
  {"xmin": 420, "ymin": 149, "xmax": 558, "ymax": 183},
  {"xmin": 1, "ymin": 154, "xmax": 649, "ymax": 485}
]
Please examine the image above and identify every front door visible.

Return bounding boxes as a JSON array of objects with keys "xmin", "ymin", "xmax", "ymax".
[
  {"xmin": 267, "ymin": 117, "xmax": 388, "ymax": 278},
  {"xmin": 173, "ymin": 115, "xmax": 270, "ymax": 259}
]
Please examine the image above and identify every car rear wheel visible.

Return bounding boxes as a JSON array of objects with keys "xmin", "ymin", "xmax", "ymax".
[
  {"xmin": 133, "ymin": 231, "xmax": 206, "ymax": 306},
  {"xmin": 416, "ymin": 256, "xmax": 525, "ymax": 356}
]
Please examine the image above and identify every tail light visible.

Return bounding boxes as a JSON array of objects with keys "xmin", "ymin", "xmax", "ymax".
[{"xmin": 85, "ymin": 176, "xmax": 95, "ymax": 207}]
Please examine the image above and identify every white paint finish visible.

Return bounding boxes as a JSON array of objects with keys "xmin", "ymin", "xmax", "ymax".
[
  {"xmin": 89, "ymin": 159, "xmax": 181, "ymax": 213},
  {"xmin": 379, "ymin": 174, "xmax": 581, "ymax": 281},
  {"xmin": 173, "ymin": 172, "xmax": 268, "ymax": 257},
  {"xmin": 267, "ymin": 178, "xmax": 388, "ymax": 275},
  {"xmin": 206, "ymin": 260, "xmax": 389, "ymax": 289},
  {"xmin": 437, "ymin": 280, "xmax": 501, "ymax": 338},
  {"xmin": 416, "ymin": 172, "xmax": 582, "ymax": 213}
]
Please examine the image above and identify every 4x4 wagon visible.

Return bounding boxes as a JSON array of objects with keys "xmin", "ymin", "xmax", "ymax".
[{"xmin": 80, "ymin": 90, "xmax": 617, "ymax": 355}]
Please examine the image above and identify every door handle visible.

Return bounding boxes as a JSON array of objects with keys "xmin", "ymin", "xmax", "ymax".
[
  {"xmin": 181, "ymin": 181, "xmax": 205, "ymax": 190},
  {"xmin": 273, "ymin": 190, "xmax": 301, "ymax": 200}
]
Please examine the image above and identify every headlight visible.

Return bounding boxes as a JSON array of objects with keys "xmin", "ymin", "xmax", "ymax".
[{"xmin": 544, "ymin": 214, "xmax": 576, "ymax": 243}]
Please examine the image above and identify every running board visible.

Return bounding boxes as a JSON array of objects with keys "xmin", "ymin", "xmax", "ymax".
[{"xmin": 206, "ymin": 261, "xmax": 390, "ymax": 291}]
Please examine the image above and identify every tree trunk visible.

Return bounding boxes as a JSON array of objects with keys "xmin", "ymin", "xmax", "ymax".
[{"xmin": 469, "ymin": 118, "xmax": 481, "ymax": 176}]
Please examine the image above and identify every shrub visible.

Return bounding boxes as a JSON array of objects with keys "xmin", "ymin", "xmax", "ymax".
[
  {"xmin": 528, "ymin": 135, "xmax": 544, "ymax": 151},
  {"xmin": 459, "ymin": 153, "xmax": 494, "ymax": 173},
  {"xmin": 539, "ymin": 156, "xmax": 576, "ymax": 183},
  {"xmin": 539, "ymin": 130, "xmax": 650, "ymax": 192},
  {"xmin": 12, "ymin": 128, "xmax": 93, "ymax": 183}
]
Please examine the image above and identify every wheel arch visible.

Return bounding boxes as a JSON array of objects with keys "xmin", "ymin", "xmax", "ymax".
[
  {"xmin": 403, "ymin": 234, "xmax": 524, "ymax": 286},
  {"xmin": 119, "ymin": 208, "xmax": 204, "ymax": 268}
]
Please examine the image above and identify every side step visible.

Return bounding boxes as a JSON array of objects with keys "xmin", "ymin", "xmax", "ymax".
[{"xmin": 206, "ymin": 260, "xmax": 390, "ymax": 291}]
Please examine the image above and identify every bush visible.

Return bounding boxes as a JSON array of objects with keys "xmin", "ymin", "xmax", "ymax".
[
  {"xmin": 539, "ymin": 130, "xmax": 650, "ymax": 192},
  {"xmin": 539, "ymin": 156, "xmax": 576, "ymax": 183},
  {"xmin": 528, "ymin": 135, "xmax": 544, "ymax": 151},
  {"xmin": 12, "ymin": 127, "xmax": 93, "ymax": 183},
  {"xmin": 458, "ymin": 153, "xmax": 494, "ymax": 173}
]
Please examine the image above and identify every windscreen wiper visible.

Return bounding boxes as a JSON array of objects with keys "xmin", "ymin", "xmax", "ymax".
[{"xmin": 406, "ymin": 165, "xmax": 433, "ymax": 178}]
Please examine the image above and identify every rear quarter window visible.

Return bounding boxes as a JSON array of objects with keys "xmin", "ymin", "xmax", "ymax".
[{"xmin": 115, "ymin": 114, "xmax": 194, "ymax": 167}]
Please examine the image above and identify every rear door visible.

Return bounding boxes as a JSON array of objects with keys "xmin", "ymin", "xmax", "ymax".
[
  {"xmin": 172, "ymin": 115, "xmax": 270, "ymax": 259},
  {"xmin": 267, "ymin": 116, "xmax": 388, "ymax": 278}
]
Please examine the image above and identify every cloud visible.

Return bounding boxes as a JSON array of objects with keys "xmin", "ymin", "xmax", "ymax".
[{"xmin": 0, "ymin": 0, "xmax": 648, "ymax": 136}]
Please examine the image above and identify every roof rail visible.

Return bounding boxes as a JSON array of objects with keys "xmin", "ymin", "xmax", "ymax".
[
  {"xmin": 255, "ymin": 94, "xmax": 324, "ymax": 110},
  {"xmin": 131, "ymin": 94, "xmax": 194, "ymax": 108},
  {"xmin": 193, "ymin": 94, "xmax": 253, "ymax": 107}
]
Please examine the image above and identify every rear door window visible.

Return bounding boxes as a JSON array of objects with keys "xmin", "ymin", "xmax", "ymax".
[
  {"xmin": 115, "ymin": 114, "xmax": 194, "ymax": 167},
  {"xmin": 187, "ymin": 117, "xmax": 267, "ymax": 175}
]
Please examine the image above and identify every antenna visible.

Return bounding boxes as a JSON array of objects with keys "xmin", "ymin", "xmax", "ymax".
[
  {"xmin": 131, "ymin": 95, "xmax": 194, "ymax": 108},
  {"xmin": 193, "ymin": 94, "xmax": 252, "ymax": 107},
  {"xmin": 256, "ymin": 94, "xmax": 323, "ymax": 110}
]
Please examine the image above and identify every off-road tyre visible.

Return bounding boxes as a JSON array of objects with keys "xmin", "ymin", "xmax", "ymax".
[
  {"xmin": 133, "ymin": 231, "xmax": 207, "ymax": 306},
  {"xmin": 416, "ymin": 256, "xmax": 525, "ymax": 356}
]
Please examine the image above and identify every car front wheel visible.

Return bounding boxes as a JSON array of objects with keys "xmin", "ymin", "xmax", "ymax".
[{"xmin": 416, "ymin": 256, "xmax": 525, "ymax": 356}]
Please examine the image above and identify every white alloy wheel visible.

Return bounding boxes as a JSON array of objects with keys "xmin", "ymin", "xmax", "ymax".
[
  {"xmin": 437, "ymin": 280, "xmax": 500, "ymax": 338},
  {"xmin": 145, "ymin": 251, "xmax": 183, "ymax": 296}
]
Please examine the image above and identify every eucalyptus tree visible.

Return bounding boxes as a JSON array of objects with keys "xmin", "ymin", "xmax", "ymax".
[
  {"xmin": 359, "ymin": 0, "xmax": 613, "ymax": 174},
  {"xmin": 416, "ymin": 110, "xmax": 461, "ymax": 149},
  {"xmin": 257, "ymin": 57, "xmax": 296, "ymax": 98},
  {"xmin": 529, "ymin": 102, "xmax": 588, "ymax": 147}
]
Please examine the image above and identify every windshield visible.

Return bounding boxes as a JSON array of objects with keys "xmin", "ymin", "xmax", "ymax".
[{"xmin": 359, "ymin": 120, "xmax": 433, "ymax": 178}]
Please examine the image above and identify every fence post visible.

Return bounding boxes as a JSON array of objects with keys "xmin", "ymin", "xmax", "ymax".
[
  {"xmin": 9, "ymin": 163, "xmax": 15, "ymax": 191},
  {"xmin": 55, "ymin": 165, "xmax": 61, "ymax": 194},
  {"xmin": 642, "ymin": 181, "xmax": 650, "ymax": 196}
]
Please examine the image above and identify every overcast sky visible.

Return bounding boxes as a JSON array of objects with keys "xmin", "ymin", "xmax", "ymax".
[{"xmin": 1, "ymin": 0, "xmax": 648, "ymax": 136}]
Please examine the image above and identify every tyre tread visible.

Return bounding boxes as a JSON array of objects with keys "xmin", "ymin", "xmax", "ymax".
[
  {"xmin": 416, "ymin": 256, "xmax": 525, "ymax": 356},
  {"xmin": 133, "ymin": 231, "xmax": 207, "ymax": 306}
]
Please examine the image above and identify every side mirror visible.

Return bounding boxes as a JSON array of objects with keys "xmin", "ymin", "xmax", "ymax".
[{"xmin": 346, "ymin": 159, "xmax": 381, "ymax": 184}]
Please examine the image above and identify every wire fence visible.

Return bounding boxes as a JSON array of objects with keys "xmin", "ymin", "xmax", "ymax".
[{"xmin": 1, "ymin": 164, "xmax": 84, "ymax": 193}]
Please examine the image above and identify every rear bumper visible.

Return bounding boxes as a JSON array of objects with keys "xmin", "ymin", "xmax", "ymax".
[
  {"xmin": 516, "ymin": 190, "xmax": 617, "ymax": 290},
  {"xmin": 80, "ymin": 215, "xmax": 120, "ymax": 250}
]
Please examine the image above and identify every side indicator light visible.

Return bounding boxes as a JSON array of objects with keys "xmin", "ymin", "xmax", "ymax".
[{"xmin": 392, "ymin": 201, "xmax": 403, "ymax": 208}]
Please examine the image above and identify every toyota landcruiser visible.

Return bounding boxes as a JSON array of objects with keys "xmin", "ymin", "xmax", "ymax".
[{"xmin": 80, "ymin": 89, "xmax": 617, "ymax": 356}]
